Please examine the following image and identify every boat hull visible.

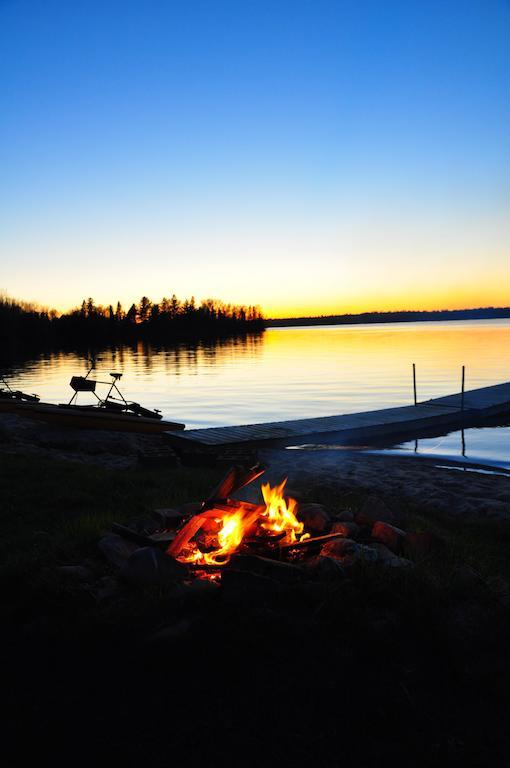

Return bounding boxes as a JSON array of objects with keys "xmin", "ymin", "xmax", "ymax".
[
  {"xmin": 7, "ymin": 401, "xmax": 185, "ymax": 434},
  {"xmin": 0, "ymin": 399, "xmax": 23, "ymax": 413}
]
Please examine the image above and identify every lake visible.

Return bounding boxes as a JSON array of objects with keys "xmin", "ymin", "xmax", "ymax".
[{"xmin": 4, "ymin": 319, "xmax": 510, "ymax": 465}]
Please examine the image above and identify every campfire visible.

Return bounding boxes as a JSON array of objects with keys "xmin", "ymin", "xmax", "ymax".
[
  {"xmin": 104, "ymin": 462, "xmax": 428, "ymax": 591},
  {"xmin": 166, "ymin": 464, "xmax": 341, "ymax": 579}
]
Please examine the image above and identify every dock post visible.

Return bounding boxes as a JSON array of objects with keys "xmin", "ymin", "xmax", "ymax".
[
  {"xmin": 461, "ymin": 365, "xmax": 465, "ymax": 412},
  {"xmin": 412, "ymin": 363, "xmax": 417, "ymax": 405}
]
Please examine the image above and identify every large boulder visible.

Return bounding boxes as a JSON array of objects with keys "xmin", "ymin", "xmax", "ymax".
[
  {"xmin": 371, "ymin": 521, "xmax": 406, "ymax": 553},
  {"xmin": 152, "ymin": 508, "xmax": 186, "ymax": 529},
  {"xmin": 330, "ymin": 521, "xmax": 361, "ymax": 539},
  {"xmin": 297, "ymin": 502, "xmax": 331, "ymax": 534},
  {"xmin": 371, "ymin": 542, "xmax": 413, "ymax": 568},
  {"xmin": 320, "ymin": 538, "xmax": 378, "ymax": 566},
  {"xmin": 335, "ymin": 510, "xmax": 355, "ymax": 523},
  {"xmin": 304, "ymin": 555, "xmax": 345, "ymax": 581},
  {"xmin": 120, "ymin": 547, "xmax": 188, "ymax": 588},
  {"xmin": 98, "ymin": 534, "xmax": 138, "ymax": 569}
]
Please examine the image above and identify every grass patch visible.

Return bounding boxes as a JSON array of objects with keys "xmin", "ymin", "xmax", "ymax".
[
  {"xmin": 2, "ymin": 452, "xmax": 510, "ymax": 766},
  {"xmin": 0, "ymin": 452, "xmax": 220, "ymax": 566}
]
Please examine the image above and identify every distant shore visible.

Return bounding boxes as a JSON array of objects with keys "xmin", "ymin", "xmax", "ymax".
[{"xmin": 267, "ymin": 307, "xmax": 510, "ymax": 328}]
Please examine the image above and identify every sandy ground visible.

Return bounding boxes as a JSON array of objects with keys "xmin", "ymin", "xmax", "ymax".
[
  {"xmin": 0, "ymin": 412, "xmax": 170, "ymax": 469},
  {"xmin": 237, "ymin": 446, "xmax": 510, "ymax": 521},
  {"xmin": 2, "ymin": 412, "xmax": 509, "ymax": 520}
]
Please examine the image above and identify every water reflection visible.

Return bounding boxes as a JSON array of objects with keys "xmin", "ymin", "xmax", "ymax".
[
  {"xmin": 387, "ymin": 419, "xmax": 510, "ymax": 469},
  {"xmin": 2, "ymin": 320, "xmax": 510, "ymax": 430}
]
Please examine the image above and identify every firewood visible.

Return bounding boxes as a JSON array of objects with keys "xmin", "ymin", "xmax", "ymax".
[
  {"xmin": 187, "ymin": 562, "xmax": 223, "ymax": 572},
  {"xmin": 167, "ymin": 515, "xmax": 208, "ymax": 557},
  {"xmin": 203, "ymin": 463, "xmax": 265, "ymax": 508},
  {"xmin": 279, "ymin": 532, "xmax": 349, "ymax": 552}
]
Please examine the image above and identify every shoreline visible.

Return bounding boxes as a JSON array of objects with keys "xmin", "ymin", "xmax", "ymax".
[
  {"xmin": 266, "ymin": 310, "xmax": 510, "ymax": 328},
  {"xmin": 2, "ymin": 411, "xmax": 509, "ymax": 521},
  {"xmin": 251, "ymin": 447, "xmax": 510, "ymax": 521}
]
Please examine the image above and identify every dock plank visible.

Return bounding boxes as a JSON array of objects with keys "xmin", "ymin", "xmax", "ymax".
[{"xmin": 166, "ymin": 381, "xmax": 510, "ymax": 449}]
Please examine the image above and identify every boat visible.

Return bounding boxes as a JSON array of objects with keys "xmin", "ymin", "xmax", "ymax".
[
  {"xmin": 0, "ymin": 377, "xmax": 40, "ymax": 412},
  {"xmin": 2, "ymin": 368, "xmax": 185, "ymax": 434}
]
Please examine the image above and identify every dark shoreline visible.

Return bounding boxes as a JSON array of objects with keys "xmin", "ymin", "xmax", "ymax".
[{"xmin": 267, "ymin": 307, "xmax": 510, "ymax": 328}]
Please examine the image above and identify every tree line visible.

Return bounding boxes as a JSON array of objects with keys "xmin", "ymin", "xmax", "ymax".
[
  {"xmin": 268, "ymin": 307, "xmax": 510, "ymax": 327},
  {"xmin": 0, "ymin": 294, "xmax": 265, "ymax": 355}
]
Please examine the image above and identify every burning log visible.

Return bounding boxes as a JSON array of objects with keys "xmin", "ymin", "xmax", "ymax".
[
  {"xmin": 167, "ymin": 471, "xmax": 310, "ymax": 571},
  {"xmin": 279, "ymin": 531, "xmax": 351, "ymax": 552},
  {"xmin": 203, "ymin": 463, "xmax": 266, "ymax": 510}
]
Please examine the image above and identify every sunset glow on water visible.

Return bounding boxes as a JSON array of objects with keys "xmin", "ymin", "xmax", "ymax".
[{"xmin": 6, "ymin": 320, "xmax": 510, "ymax": 430}]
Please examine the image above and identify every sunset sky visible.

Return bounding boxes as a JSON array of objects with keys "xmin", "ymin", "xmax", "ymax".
[{"xmin": 1, "ymin": 0, "xmax": 509, "ymax": 318}]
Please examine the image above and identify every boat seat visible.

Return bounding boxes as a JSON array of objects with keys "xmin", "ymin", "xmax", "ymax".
[
  {"xmin": 70, "ymin": 376, "xmax": 96, "ymax": 392},
  {"xmin": 101, "ymin": 400, "xmax": 126, "ymax": 412}
]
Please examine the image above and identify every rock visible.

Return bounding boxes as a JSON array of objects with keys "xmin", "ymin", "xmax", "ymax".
[
  {"xmin": 356, "ymin": 495, "xmax": 394, "ymax": 525},
  {"xmin": 330, "ymin": 521, "xmax": 360, "ymax": 539},
  {"xmin": 372, "ymin": 542, "xmax": 413, "ymax": 568},
  {"xmin": 152, "ymin": 508, "xmax": 185, "ymax": 528},
  {"xmin": 304, "ymin": 555, "xmax": 345, "ymax": 581},
  {"xmin": 335, "ymin": 510, "xmax": 354, "ymax": 523},
  {"xmin": 371, "ymin": 521, "xmax": 406, "ymax": 553},
  {"xmin": 320, "ymin": 538, "xmax": 359, "ymax": 558},
  {"xmin": 225, "ymin": 554, "xmax": 303, "ymax": 584},
  {"xmin": 320, "ymin": 538, "xmax": 378, "ymax": 566},
  {"xmin": 120, "ymin": 547, "xmax": 188, "ymax": 588},
  {"xmin": 57, "ymin": 565, "xmax": 93, "ymax": 582},
  {"xmin": 404, "ymin": 531, "xmax": 439, "ymax": 559},
  {"xmin": 178, "ymin": 501, "xmax": 204, "ymax": 517},
  {"xmin": 98, "ymin": 534, "xmax": 138, "ymax": 568},
  {"xmin": 297, "ymin": 503, "xmax": 330, "ymax": 534},
  {"xmin": 127, "ymin": 516, "xmax": 160, "ymax": 535}
]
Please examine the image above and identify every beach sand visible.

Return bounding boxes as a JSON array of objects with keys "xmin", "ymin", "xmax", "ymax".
[
  {"xmin": 236, "ymin": 447, "xmax": 510, "ymax": 521},
  {"xmin": 2, "ymin": 412, "xmax": 509, "ymax": 520}
]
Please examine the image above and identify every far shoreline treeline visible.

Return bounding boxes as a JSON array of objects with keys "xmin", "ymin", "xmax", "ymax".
[
  {"xmin": 267, "ymin": 307, "xmax": 510, "ymax": 327},
  {"xmin": 0, "ymin": 295, "xmax": 265, "ymax": 356}
]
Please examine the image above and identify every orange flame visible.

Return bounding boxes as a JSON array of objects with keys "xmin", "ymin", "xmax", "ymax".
[
  {"xmin": 169, "ymin": 478, "xmax": 306, "ymax": 568},
  {"xmin": 260, "ymin": 478, "xmax": 308, "ymax": 545},
  {"xmin": 182, "ymin": 507, "xmax": 256, "ymax": 567}
]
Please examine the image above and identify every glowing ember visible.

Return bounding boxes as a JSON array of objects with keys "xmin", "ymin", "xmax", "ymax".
[{"xmin": 167, "ymin": 478, "xmax": 307, "ymax": 570}]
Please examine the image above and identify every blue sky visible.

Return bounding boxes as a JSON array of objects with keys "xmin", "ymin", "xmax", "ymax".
[{"xmin": 1, "ymin": 0, "xmax": 509, "ymax": 315}]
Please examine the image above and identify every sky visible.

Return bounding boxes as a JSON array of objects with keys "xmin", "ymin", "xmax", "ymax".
[{"xmin": 0, "ymin": 0, "xmax": 509, "ymax": 318}]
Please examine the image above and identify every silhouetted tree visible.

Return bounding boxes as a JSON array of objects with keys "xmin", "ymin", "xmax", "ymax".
[
  {"xmin": 0, "ymin": 293, "xmax": 266, "ymax": 354},
  {"xmin": 126, "ymin": 304, "xmax": 137, "ymax": 324},
  {"xmin": 138, "ymin": 296, "xmax": 152, "ymax": 323}
]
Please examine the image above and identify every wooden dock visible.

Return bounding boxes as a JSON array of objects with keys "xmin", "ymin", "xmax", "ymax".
[{"xmin": 166, "ymin": 381, "xmax": 510, "ymax": 450}]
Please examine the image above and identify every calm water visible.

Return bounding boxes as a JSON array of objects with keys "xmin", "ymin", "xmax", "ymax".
[
  {"xmin": 4, "ymin": 320, "xmax": 510, "ymax": 463},
  {"xmin": 376, "ymin": 422, "xmax": 510, "ymax": 471}
]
